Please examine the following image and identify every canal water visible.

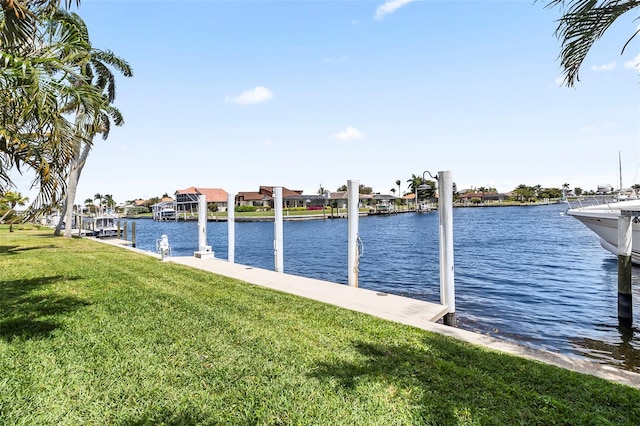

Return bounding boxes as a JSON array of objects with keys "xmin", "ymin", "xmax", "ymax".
[{"xmin": 127, "ymin": 204, "xmax": 640, "ymax": 372}]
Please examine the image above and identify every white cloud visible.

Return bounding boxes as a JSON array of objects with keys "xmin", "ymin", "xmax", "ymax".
[
  {"xmin": 226, "ymin": 86, "xmax": 273, "ymax": 105},
  {"xmin": 623, "ymin": 54, "xmax": 640, "ymax": 72},
  {"xmin": 374, "ymin": 0, "xmax": 415, "ymax": 20},
  {"xmin": 591, "ymin": 61, "xmax": 616, "ymax": 72},
  {"xmin": 333, "ymin": 126, "xmax": 365, "ymax": 141}
]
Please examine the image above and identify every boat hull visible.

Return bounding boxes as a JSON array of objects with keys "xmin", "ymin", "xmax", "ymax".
[{"xmin": 567, "ymin": 200, "xmax": 640, "ymax": 263}]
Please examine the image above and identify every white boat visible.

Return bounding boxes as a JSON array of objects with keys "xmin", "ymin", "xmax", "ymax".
[
  {"xmin": 83, "ymin": 213, "xmax": 120, "ymax": 238},
  {"xmin": 567, "ymin": 199, "xmax": 640, "ymax": 263}
]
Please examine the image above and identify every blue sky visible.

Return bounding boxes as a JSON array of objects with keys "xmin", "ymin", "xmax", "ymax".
[{"xmin": 14, "ymin": 0, "xmax": 640, "ymax": 203}]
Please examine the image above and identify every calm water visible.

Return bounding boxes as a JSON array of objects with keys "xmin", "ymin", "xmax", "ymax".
[{"xmin": 126, "ymin": 204, "xmax": 640, "ymax": 372}]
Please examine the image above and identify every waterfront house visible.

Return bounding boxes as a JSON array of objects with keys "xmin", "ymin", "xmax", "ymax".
[
  {"xmin": 458, "ymin": 191, "xmax": 507, "ymax": 204},
  {"xmin": 175, "ymin": 187, "xmax": 229, "ymax": 218},
  {"xmin": 328, "ymin": 191, "xmax": 374, "ymax": 209},
  {"xmin": 237, "ymin": 186, "xmax": 312, "ymax": 209}
]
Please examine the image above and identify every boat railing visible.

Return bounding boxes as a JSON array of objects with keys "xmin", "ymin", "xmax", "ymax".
[{"xmin": 568, "ymin": 196, "xmax": 618, "ymax": 212}]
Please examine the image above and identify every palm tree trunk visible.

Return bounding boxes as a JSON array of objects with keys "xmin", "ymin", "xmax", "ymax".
[
  {"xmin": 0, "ymin": 208, "xmax": 13, "ymax": 224},
  {"xmin": 57, "ymin": 143, "xmax": 90, "ymax": 237}
]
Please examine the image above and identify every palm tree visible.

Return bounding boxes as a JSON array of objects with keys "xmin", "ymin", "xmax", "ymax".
[
  {"xmin": 103, "ymin": 194, "xmax": 114, "ymax": 211},
  {"xmin": 84, "ymin": 197, "xmax": 94, "ymax": 214},
  {"xmin": 406, "ymin": 174, "xmax": 423, "ymax": 195},
  {"xmin": 395, "ymin": 179, "xmax": 401, "ymax": 197},
  {"xmin": 1, "ymin": 1, "xmax": 113, "ymax": 216},
  {"xmin": 54, "ymin": 11, "xmax": 132, "ymax": 237},
  {"xmin": 94, "ymin": 193, "xmax": 103, "ymax": 213},
  {"xmin": 0, "ymin": 191, "xmax": 29, "ymax": 232},
  {"xmin": 543, "ymin": 0, "xmax": 640, "ymax": 86}
]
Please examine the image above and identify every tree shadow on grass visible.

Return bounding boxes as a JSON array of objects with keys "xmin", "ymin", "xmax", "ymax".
[
  {"xmin": 0, "ymin": 276, "xmax": 90, "ymax": 341},
  {"xmin": 309, "ymin": 338, "xmax": 640, "ymax": 424},
  {"xmin": 0, "ymin": 244, "xmax": 59, "ymax": 255}
]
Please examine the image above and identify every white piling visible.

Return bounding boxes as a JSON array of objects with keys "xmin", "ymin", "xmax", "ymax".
[
  {"xmin": 195, "ymin": 194, "xmax": 214, "ymax": 258},
  {"xmin": 228, "ymin": 192, "xmax": 235, "ymax": 264},
  {"xmin": 347, "ymin": 179, "xmax": 359, "ymax": 287},
  {"xmin": 274, "ymin": 187, "xmax": 284, "ymax": 273},
  {"xmin": 618, "ymin": 211, "xmax": 634, "ymax": 324},
  {"xmin": 198, "ymin": 194, "xmax": 207, "ymax": 251},
  {"xmin": 438, "ymin": 170, "xmax": 456, "ymax": 326}
]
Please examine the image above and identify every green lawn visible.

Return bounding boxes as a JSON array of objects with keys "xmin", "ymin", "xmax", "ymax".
[{"xmin": 1, "ymin": 227, "xmax": 640, "ymax": 425}]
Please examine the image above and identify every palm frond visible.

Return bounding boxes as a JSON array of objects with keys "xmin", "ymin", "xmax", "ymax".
[{"xmin": 544, "ymin": 0, "xmax": 640, "ymax": 86}]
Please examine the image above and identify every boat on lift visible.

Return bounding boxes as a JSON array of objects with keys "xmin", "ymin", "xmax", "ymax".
[{"xmin": 83, "ymin": 211, "xmax": 120, "ymax": 238}]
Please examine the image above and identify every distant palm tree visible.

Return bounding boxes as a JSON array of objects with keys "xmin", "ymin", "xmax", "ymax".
[
  {"xmin": 84, "ymin": 198, "xmax": 94, "ymax": 213},
  {"xmin": 396, "ymin": 179, "xmax": 401, "ymax": 197},
  {"xmin": 406, "ymin": 174, "xmax": 422, "ymax": 194},
  {"xmin": 94, "ymin": 193, "xmax": 103, "ymax": 213},
  {"xmin": 103, "ymin": 194, "xmax": 115, "ymax": 210},
  {"xmin": 0, "ymin": 192, "xmax": 29, "ymax": 232}
]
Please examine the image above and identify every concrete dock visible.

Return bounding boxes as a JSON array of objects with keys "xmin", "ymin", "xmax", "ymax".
[
  {"xmin": 170, "ymin": 256, "xmax": 450, "ymax": 323},
  {"xmin": 94, "ymin": 238, "xmax": 640, "ymax": 389}
]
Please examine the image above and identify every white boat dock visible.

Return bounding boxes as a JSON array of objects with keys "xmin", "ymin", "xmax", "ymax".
[{"xmin": 170, "ymin": 256, "xmax": 450, "ymax": 323}]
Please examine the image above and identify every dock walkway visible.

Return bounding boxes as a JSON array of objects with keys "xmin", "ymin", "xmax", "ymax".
[
  {"xmin": 170, "ymin": 256, "xmax": 450, "ymax": 323},
  {"xmin": 93, "ymin": 237, "xmax": 640, "ymax": 388}
]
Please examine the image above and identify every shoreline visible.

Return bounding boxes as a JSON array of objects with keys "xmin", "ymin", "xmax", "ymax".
[{"xmin": 126, "ymin": 201, "xmax": 561, "ymax": 223}]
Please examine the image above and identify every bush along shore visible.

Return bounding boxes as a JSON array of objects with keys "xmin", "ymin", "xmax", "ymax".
[{"xmin": 1, "ymin": 227, "xmax": 640, "ymax": 424}]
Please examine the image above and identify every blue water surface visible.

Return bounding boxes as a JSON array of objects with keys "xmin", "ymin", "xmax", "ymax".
[{"xmin": 125, "ymin": 204, "xmax": 640, "ymax": 371}]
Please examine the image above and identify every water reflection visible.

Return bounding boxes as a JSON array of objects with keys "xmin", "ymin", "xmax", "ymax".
[{"xmin": 573, "ymin": 323, "xmax": 640, "ymax": 371}]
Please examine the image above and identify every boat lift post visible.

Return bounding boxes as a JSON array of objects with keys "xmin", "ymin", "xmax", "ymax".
[
  {"xmin": 274, "ymin": 187, "xmax": 284, "ymax": 273},
  {"xmin": 228, "ymin": 192, "xmax": 235, "ymax": 264},
  {"xmin": 438, "ymin": 170, "xmax": 456, "ymax": 326},
  {"xmin": 194, "ymin": 194, "xmax": 214, "ymax": 259},
  {"xmin": 618, "ymin": 210, "xmax": 634, "ymax": 324},
  {"xmin": 347, "ymin": 179, "xmax": 359, "ymax": 287}
]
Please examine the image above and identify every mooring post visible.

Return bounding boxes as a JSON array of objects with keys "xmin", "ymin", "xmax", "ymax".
[
  {"xmin": 131, "ymin": 222, "xmax": 136, "ymax": 248},
  {"xmin": 198, "ymin": 194, "xmax": 207, "ymax": 251},
  {"xmin": 438, "ymin": 171, "xmax": 456, "ymax": 326},
  {"xmin": 618, "ymin": 210, "xmax": 634, "ymax": 324},
  {"xmin": 347, "ymin": 179, "xmax": 359, "ymax": 287},
  {"xmin": 274, "ymin": 187, "xmax": 284, "ymax": 273},
  {"xmin": 228, "ymin": 192, "xmax": 235, "ymax": 264},
  {"xmin": 123, "ymin": 221, "xmax": 128, "ymax": 242},
  {"xmin": 194, "ymin": 194, "xmax": 214, "ymax": 258}
]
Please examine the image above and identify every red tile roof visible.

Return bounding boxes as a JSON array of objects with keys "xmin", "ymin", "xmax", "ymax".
[
  {"xmin": 237, "ymin": 191, "xmax": 266, "ymax": 201},
  {"xmin": 259, "ymin": 186, "xmax": 303, "ymax": 197},
  {"xmin": 175, "ymin": 187, "xmax": 228, "ymax": 203}
]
